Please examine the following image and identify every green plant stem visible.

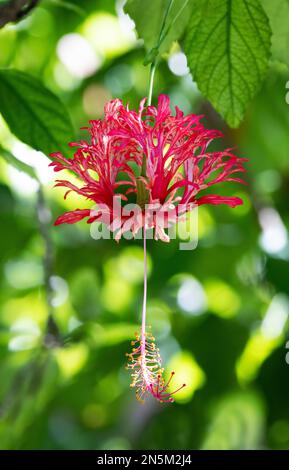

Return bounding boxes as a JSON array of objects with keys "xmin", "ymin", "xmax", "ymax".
[
  {"xmin": 159, "ymin": 0, "xmax": 189, "ymax": 48},
  {"xmin": 141, "ymin": 61, "xmax": 157, "ymax": 177},
  {"xmin": 157, "ymin": 0, "xmax": 174, "ymax": 47},
  {"xmin": 147, "ymin": 62, "xmax": 156, "ymax": 107},
  {"xmin": 147, "ymin": 0, "xmax": 176, "ymax": 107}
]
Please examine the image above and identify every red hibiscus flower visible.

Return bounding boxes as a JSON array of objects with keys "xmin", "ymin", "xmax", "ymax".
[
  {"xmin": 50, "ymin": 95, "xmax": 246, "ymax": 241},
  {"xmin": 50, "ymin": 94, "xmax": 247, "ymax": 403}
]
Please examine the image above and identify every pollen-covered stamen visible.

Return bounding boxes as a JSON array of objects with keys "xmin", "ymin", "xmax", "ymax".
[{"xmin": 126, "ymin": 329, "xmax": 186, "ymax": 403}]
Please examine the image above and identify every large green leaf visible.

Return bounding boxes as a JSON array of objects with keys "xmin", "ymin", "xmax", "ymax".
[
  {"xmin": 183, "ymin": 0, "xmax": 271, "ymax": 127},
  {"xmin": 124, "ymin": 0, "xmax": 194, "ymax": 61},
  {"xmin": 262, "ymin": 0, "xmax": 289, "ymax": 67},
  {"xmin": 0, "ymin": 69, "xmax": 75, "ymax": 157}
]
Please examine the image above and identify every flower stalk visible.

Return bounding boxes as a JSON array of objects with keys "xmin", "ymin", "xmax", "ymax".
[
  {"xmin": 128, "ymin": 45, "xmax": 186, "ymax": 404},
  {"xmin": 147, "ymin": 62, "xmax": 156, "ymax": 107}
]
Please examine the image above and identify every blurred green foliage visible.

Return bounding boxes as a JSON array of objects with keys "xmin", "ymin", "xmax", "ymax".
[{"xmin": 0, "ymin": 0, "xmax": 289, "ymax": 451}]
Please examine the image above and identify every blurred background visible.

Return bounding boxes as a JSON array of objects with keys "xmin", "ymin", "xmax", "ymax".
[{"xmin": 0, "ymin": 0, "xmax": 289, "ymax": 450}]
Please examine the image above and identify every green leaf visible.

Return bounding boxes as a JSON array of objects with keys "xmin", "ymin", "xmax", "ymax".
[
  {"xmin": 0, "ymin": 69, "xmax": 75, "ymax": 157},
  {"xmin": 0, "ymin": 145, "xmax": 38, "ymax": 181},
  {"xmin": 124, "ymin": 0, "xmax": 194, "ymax": 59},
  {"xmin": 262, "ymin": 0, "xmax": 289, "ymax": 67},
  {"xmin": 183, "ymin": 0, "xmax": 271, "ymax": 127}
]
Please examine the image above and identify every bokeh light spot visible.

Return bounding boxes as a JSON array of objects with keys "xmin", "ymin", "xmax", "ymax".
[
  {"xmin": 167, "ymin": 351, "xmax": 206, "ymax": 403},
  {"xmin": 177, "ymin": 276, "xmax": 207, "ymax": 316},
  {"xmin": 205, "ymin": 278, "xmax": 241, "ymax": 318},
  {"xmin": 82, "ymin": 12, "xmax": 133, "ymax": 58},
  {"xmin": 236, "ymin": 330, "xmax": 280, "ymax": 384},
  {"xmin": 168, "ymin": 52, "xmax": 189, "ymax": 76},
  {"xmin": 55, "ymin": 344, "xmax": 88, "ymax": 379},
  {"xmin": 83, "ymin": 84, "xmax": 112, "ymax": 117},
  {"xmin": 57, "ymin": 33, "xmax": 101, "ymax": 79}
]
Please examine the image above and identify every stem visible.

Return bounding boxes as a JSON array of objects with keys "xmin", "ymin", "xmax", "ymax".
[
  {"xmin": 159, "ymin": 0, "xmax": 189, "ymax": 48},
  {"xmin": 141, "ymin": 0, "xmax": 168, "ymax": 348},
  {"xmin": 0, "ymin": 0, "xmax": 40, "ymax": 29},
  {"xmin": 157, "ymin": 0, "xmax": 174, "ymax": 46},
  {"xmin": 140, "ymin": 52, "xmax": 158, "ymax": 350},
  {"xmin": 147, "ymin": 0, "xmax": 174, "ymax": 108},
  {"xmin": 141, "ymin": 226, "xmax": 148, "ymax": 355},
  {"xmin": 147, "ymin": 62, "xmax": 156, "ymax": 107},
  {"xmin": 36, "ymin": 185, "xmax": 60, "ymax": 346},
  {"xmin": 141, "ymin": 62, "xmax": 156, "ymax": 177}
]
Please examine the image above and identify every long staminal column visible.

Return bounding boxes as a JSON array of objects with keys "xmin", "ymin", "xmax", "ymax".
[
  {"xmin": 126, "ymin": 327, "xmax": 186, "ymax": 403},
  {"xmin": 126, "ymin": 227, "xmax": 186, "ymax": 403}
]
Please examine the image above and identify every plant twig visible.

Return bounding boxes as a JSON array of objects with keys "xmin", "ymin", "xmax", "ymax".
[
  {"xmin": 36, "ymin": 185, "xmax": 61, "ymax": 347},
  {"xmin": 0, "ymin": 0, "xmax": 40, "ymax": 29}
]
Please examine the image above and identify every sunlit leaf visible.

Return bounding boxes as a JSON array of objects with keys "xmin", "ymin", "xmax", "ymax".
[
  {"xmin": 124, "ymin": 0, "xmax": 194, "ymax": 62},
  {"xmin": 0, "ymin": 69, "xmax": 75, "ymax": 157},
  {"xmin": 183, "ymin": 0, "xmax": 271, "ymax": 127},
  {"xmin": 262, "ymin": 0, "xmax": 289, "ymax": 67}
]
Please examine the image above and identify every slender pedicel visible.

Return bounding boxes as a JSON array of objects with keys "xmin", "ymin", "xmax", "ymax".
[{"xmin": 127, "ymin": 60, "xmax": 186, "ymax": 403}]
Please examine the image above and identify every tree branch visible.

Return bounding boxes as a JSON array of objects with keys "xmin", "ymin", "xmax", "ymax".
[
  {"xmin": 36, "ymin": 185, "xmax": 61, "ymax": 347},
  {"xmin": 0, "ymin": 0, "xmax": 40, "ymax": 29}
]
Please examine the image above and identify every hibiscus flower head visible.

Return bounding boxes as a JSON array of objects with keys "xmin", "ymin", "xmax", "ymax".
[
  {"xmin": 50, "ymin": 95, "xmax": 247, "ymax": 404},
  {"xmin": 50, "ymin": 94, "xmax": 246, "ymax": 240}
]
